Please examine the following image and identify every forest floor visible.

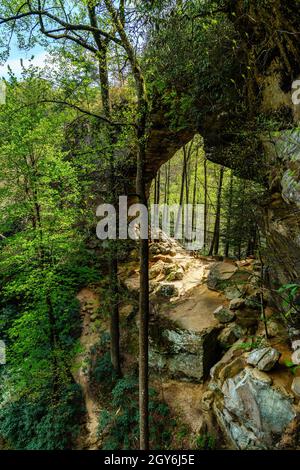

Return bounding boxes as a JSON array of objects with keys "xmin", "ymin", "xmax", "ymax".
[
  {"xmin": 125, "ymin": 241, "xmax": 234, "ymax": 445},
  {"xmin": 73, "ymin": 237, "xmax": 223, "ymax": 448},
  {"xmin": 73, "ymin": 288, "xmax": 102, "ymax": 450},
  {"xmin": 73, "ymin": 235, "xmax": 288, "ymax": 450}
]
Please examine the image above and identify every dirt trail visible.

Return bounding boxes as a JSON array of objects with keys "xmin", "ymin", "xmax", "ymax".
[
  {"xmin": 73, "ymin": 288, "xmax": 101, "ymax": 450},
  {"xmin": 123, "ymin": 234, "xmax": 223, "ymax": 333},
  {"xmin": 157, "ymin": 379, "xmax": 206, "ymax": 433}
]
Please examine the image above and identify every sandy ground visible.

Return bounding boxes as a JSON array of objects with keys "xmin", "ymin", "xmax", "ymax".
[{"xmin": 73, "ymin": 288, "xmax": 102, "ymax": 450}]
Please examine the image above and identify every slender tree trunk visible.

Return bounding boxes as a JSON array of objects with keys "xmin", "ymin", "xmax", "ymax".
[
  {"xmin": 183, "ymin": 146, "xmax": 190, "ymax": 239},
  {"xmin": 175, "ymin": 147, "xmax": 187, "ymax": 236},
  {"xmin": 164, "ymin": 164, "xmax": 168, "ymax": 205},
  {"xmin": 166, "ymin": 160, "xmax": 171, "ymax": 205},
  {"xmin": 163, "ymin": 163, "xmax": 170, "ymax": 232},
  {"xmin": 184, "ymin": 146, "xmax": 189, "ymax": 205},
  {"xmin": 104, "ymin": 0, "xmax": 150, "ymax": 448},
  {"xmin": 203, "ymin": 157, "xmax": 208, "ymax": 250},
  {"xmin": 89, "ymin": 6, "xmax": 121, "ymax": 375},
  {"xmin": 209, "ymin": 166, "xmax": 224, "ymax": 256},
  {"xmin": 236, "ymin": 182, "xmax": 246, "ymax": 260},
  {"xmin": 225, "ymin": 170, "xmax": 233, "ymax": 258},
  {"xmin": 136, "ymin": 117, "xmax": 149, "ymax": 451},
  {"xmin": 192, "ymin": 148, "xmax": 199, "ymax": 232},
  {"xmin": 156, "ymin": 169, "xmax": 160, "ymax": 205},
  {"xmin": 100, "ymin": 51, "xmax": 121, "ymax": 376},
  {"xmin": 154, "ymin": 175, "xmax": 157, "ymax": 206}
]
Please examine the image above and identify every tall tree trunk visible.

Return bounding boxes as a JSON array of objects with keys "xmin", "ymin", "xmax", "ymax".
[
  {"xmin": 192, "ymin": 148, "xmax": 199, "ymax": 232},
  {"xmin": 166, "ymin": 160, "xmax": 171, "ymax": 205},
  {"xmin": 100, "ymin": 51, "xmax": 121, "ymax": 377},
  {"xmin": 164, "ymin": 163, "xmax": 168, "ymax": 205},
  {"xmin": 203, "ymin": 157, "xmax": 208, "ymax": 250},
  {"xmin": 104, "ymin": 0, "xmax": 150, "ymax": 448},
  {"xmin": 225, "ymin": 170, "xmax": 233, "ymax": 258},
  {"xmin": 175, "ymin": 146, "xmax": 187, "ymax": 236},
  {"xmin": 89, "ymin": 6, "xmax": 121, "ymax": 375},
  {"xmin": 209, "ymin": 166, "xmax": 224, "ymax": 256},
  {"xmin": 236, "ymin": 182, "xmax": 246, "ymax": 260},
  {"xmin": 136, "ymin": 114, "xmax": 149, "ymax": 451},
  {"xmin": 184, "ymin": 145, "xmax": 189, "ymax": 205},
  {"xmin": 156, "ymin": 169, "xmax": 161, "ymax": 205}
]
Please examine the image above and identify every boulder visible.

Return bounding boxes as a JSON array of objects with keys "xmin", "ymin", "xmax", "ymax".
[
  {"xmin": 247, "ymin": 347, "xmax": 281, "ymax": 371},
  {"xmin": 266, "ymin": 320, "xmax": 280, "ymax": 338},
  {"xmin": 292, "ymin": 339, "xmax": 300, "ymax": 351},
  {"xmin": 166, "ymin": 266, "xmax": 184, "ymax": 281},
  {"xmin": 225, "ymin": 286, "xmax": 244, "ymax": 300},
  {"xmin": 149, "ymin": 260, "xmax": 165, "ymax": 280},
  {"xmin": 250, "ymin": 368, "xmax": 273, "ymax": 385},
  {"xmin": 201, "ymin": 391, "xmax": 215, "ymax": 412},
  {"xmin": 291, "ymin": 349, "xmax": 300, "ymax": 365},
  {"xmin": 149, "ymin": 318, "xmax": 222, "ymax": 382},
  {"xmin": 232, "ymin": 324, "xmax": 248, "ymax": 339},
  {"xmin": 235, "ymin": 309, "xmax": 259, "ymax": 328},
  {"xmin": 152, "ymin": 254, "xmax": 174, "ymax": 264},
  {"xmin": 291, "ymin": 377, "xmax": 300, "ymax": 398},
  {"xmin": 207, "ymin": 262, "xmax": 238, "ymax": 291},
  {"xmin": 218, "ymin": 326, "xmax": 238, "ymax": 349},
  {"xmin": 149, "ymin": 242, "xmax": 174, "ymax": 256},
  {"xmin": 149, "ymin": 281, "xmax": 160, "ymax": 293},
  {"xmin": 229, "ymin": 298, "xmax": 245, "ymax": 310},
  {"xmin": 156, "ymin": 284, "xmax": 179, "ymax": 298},
  {"xmin": 214, "ymin": 306, "xmax": 235, "ymax": 324},
  {"xmin": 211, "ymin": 363, "xmax": 296, "ymax": 449},
  {"xmin": 244, "ymin": 293, "xmax": 261, "ymax": 310}
]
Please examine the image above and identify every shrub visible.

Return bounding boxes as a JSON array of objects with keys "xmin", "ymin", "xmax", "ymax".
[
  {"xmin": 98, "ymin": 375, "xmax": 173, "ymax": 450},
  {"xmin": 0, "ymin": 384, "xmax": 84, "ymax": 450}
]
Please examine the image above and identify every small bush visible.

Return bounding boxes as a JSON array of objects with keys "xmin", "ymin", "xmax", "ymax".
[
  {"xmin": 93, "ymin": 352, "xmax": 118, "ymax": 390},
  {"xmin": 0, "ymin": 384, "xmax": 84, "ymax": 450},
  {"xmin": 98, "ymin": 375, "xmax": 174, "ymax": 450},
  {"xmin": 195, "ymin": 433, "xmax": 216, "ymax": 450}
]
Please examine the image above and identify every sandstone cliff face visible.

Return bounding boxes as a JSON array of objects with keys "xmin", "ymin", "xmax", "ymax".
[
  {"xmin": 138, "ymin": 2, "xmax": 300, "ymax": 450},
  {"xmin": 143, "ymin": 2, "xmax": 300, "ymax": 292},
  {"xmin": 263, "ymin": 129, "xmax": 300, "ymax": 288}
]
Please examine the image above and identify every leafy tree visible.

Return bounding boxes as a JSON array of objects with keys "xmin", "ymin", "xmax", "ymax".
[{"xmin": 0, "ymin": 73, "xmax": 90, "ymax": 449}]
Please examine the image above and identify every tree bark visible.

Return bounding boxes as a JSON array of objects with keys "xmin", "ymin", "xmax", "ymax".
[
  {"xmin": 225, "ymin": 170, "xmax": 233, "ymax": 258},
  {"xmin": 192, "ymin": 147, "xmax": 199, "ymax": 232},
  {"xmin": 155, "ymin": 169, "xmax": 161, "ymax": 205},
  {"xmin": 203, "ymin": 157, "xmax": 208, "ymax": 250},
  {"xmin": 175, "ymin": 146, "xmax": 187, "ymax": 236},
  {"xmin": 104, "ymin": 0, "xmax": 150, "ymax": 449},
  {"xmin": 209, "ymin": 166, "xmax": 224, "ymax": 256},
  {"xmin": 88, "ymin": 5, "xmax": 121, "ymax": 376}
]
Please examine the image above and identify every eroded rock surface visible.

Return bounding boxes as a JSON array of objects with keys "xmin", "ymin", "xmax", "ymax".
[
  {"xmin": 149, "ymin": 315, "xmax": 222, "ymax": 382},
  {"xmin": 209, "ymin": 352, "xmax": 297, "ymax": 449},
  {"xmin": 246, "ymin": 347, "xmax": 281, "ymax": 371}
]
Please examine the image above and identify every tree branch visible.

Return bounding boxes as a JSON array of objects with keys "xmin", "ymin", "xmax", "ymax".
[
  {"xmin": 0, "ymin": 5, "xmax": 123, "ymax": 46},
  {"xmin": 13, "ymin": 98, "xmax": 135, "ymax": 127}
]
